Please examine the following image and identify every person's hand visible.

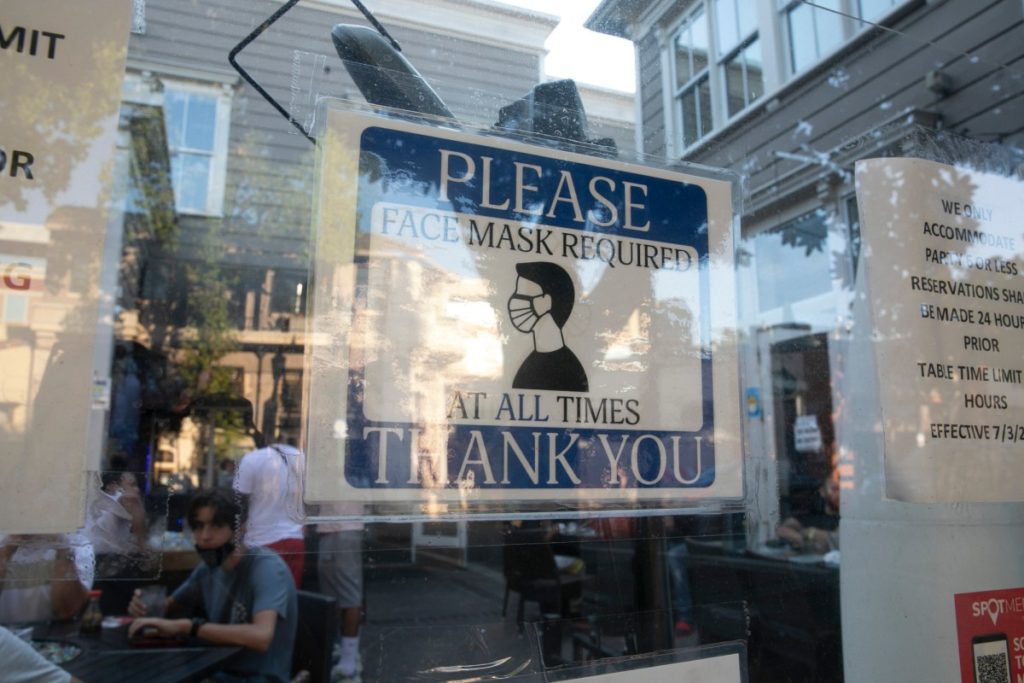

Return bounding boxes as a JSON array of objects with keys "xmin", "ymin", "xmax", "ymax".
[
  {"xmin": 121, "ymin": 483, "xmax": 143, "ymax": 506},
  {"xmin": 128, "ymin": 617, "xmax": 189, "ymax": 639},
  {"xmin": 776, "ymin": 522, "xmax": 804, "ymax": 549},
  {"xmin": 51, "ymin": 546, "xmax": 79, "ymax": 580},
  {"xmin": 127, "ymin": 589, "xmax": 148, "ymax": 618}
]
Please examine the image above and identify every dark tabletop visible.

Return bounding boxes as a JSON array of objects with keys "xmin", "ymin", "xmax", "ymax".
[{"xmin": 33, "ymin": 622, "xmax": 242, "ymax": 683}]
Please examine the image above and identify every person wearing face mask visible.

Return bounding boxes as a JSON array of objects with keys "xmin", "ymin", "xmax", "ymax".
[
  {"xmin": 507, "ymin": 261, "xmax": 588, "ymax": 393},
  {"xmin": 128, "ymin": 489, "xmax": 297, "ymax": 682}
]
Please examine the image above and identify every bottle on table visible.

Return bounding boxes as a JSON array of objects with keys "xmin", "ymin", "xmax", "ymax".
[{"xmin": 79, "ymin": 590, "xmax": 103, "ymax": 634}]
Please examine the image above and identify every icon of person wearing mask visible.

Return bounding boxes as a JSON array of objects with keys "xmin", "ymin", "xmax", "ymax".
[{"xmin": 507, "ymin": 261, "xmax": 588, "ymax": 392}]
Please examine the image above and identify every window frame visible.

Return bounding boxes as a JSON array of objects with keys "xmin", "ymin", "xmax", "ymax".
[
  {"xmin": 122, "ymin": 72, "xmax": 232, "ymax": 217},
  {"xmin": 713, "ymin": 0, "xmax": 764, "ymax": 122},
  {"xmin": 669, "ymin": 0, "xmax": 767, "ymax": 154},
  {"xmin": 778, "ymin": 0, "xmax": 905, "ymax": 79},
  {"xmin": 670, "ymin": 3, "xmax": 714, "ymax": 151},
  {"xmin": 161, "ymin": 81, "xmax": 232, "ymax": 217}
]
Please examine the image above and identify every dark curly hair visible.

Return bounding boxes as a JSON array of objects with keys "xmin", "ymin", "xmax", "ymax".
[{"xmin": 515, "ymin": 261, "xmax": 576, "ymax": 328}]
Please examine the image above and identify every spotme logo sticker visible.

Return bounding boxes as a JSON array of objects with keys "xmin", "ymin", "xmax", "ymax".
[
  {"xmin": 955, "ymin": 588, "xmax": 1024, "ymax": 683},
  {"xmin": 972, "ymin": 595, "xmax": 1024, "ymax": 626}
]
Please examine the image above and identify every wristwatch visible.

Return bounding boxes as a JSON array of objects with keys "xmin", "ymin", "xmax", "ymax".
[{"xmin": 190, "ymin": 617, "xmax": 207, "ymax": 638}]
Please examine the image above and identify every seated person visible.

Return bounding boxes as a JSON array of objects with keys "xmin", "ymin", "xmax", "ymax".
[
  {"xmin": 0, "ymin": 625, "xmax": 83, "ymax": 683},
  {"xmin": 86, "ymin": 465, "xmax": 147, "ymax": 558},
  {"xmin": 129, "ymin": 489, "xmax": 297, "ymax": 682},
  {"xmin": 777, "ymin": 477, "xmax": 840, "ymax": 553},
  {"xmin": 86, "ymin": 465, "xmax": 151, "ymax": 612},
  {"xmin": 0, "ymin": 534, "xmax": 93, "ymax": 624}
]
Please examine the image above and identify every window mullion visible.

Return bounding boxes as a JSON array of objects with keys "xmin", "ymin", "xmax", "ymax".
[
  {"xmin": 705, "ymin": 1, "xmax": 725, "ymax": 131},
  {"xmin": 741, "ymin": 50, "xmax": 750, "ymax": 107}
]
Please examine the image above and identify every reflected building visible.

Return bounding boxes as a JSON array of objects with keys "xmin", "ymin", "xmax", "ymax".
[
  {"xmin": 106, "ymin": 0, "xmax": 636, "ymax": 489},
  {"xmin": 587, "ymin": 0, "xmax": 1024, "ymax": 536}
]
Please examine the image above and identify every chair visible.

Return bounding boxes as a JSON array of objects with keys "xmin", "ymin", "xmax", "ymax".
[
  {"xmin": 683, "ymin": 539, "xmax": 751, "ymax": 645},
  {"xmin": 502, "ymin": 526, "xmax": 584, "ymax": 632},
  {"xmin": 291, "ymin": 590, "xmax": 339, "ymax": 683},
  {"xmin": 744, "ymin": 555, "xmax": 842, "ymax": 681}
]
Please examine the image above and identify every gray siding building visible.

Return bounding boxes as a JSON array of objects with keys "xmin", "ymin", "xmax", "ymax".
[
  {"xmin": 114, "ymin": 0, "xmax": 562, "ymax": 462},
  {"xmin": 589, "ymin": 0, "xmax": 1023, "ymax": 238}
]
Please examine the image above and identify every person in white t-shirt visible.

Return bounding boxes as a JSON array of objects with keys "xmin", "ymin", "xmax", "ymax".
[
  {"xmin": 0, "ymin": 625, "xmax": 82, "ymax": 683},
  {"xmin": 234, "ymin": 442, "xmax": 305, "ymax": 587},
  {"xmin": 0, "ymin": 534, "xmax": 94, "ymax": 624}
]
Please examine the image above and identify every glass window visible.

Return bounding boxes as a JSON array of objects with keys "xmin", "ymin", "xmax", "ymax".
[
  {"xmin": 271, "ymin": 270, "xmax": 309, "ymax": 317},
  {"xmin": 691, "ymin": 9, "xmax": 710, "ymax": 75},
  {"xmin": 3, "ymin": 293, "xmax": 28, "ymax": 324},
  {"xmin": 715, "ymin": 0, "xmax": 763, "ymax": 120},
  {"xmin": 859, "ymin": 0, "xmax": 898, "ymax": 20},
  {"xmin": 674, "ymin": 6, "xmax": 713, "ymax": 148},
  {"xmin": 714, "ymin": 0, "xmax": 741, "ymax": 54},
  {"xmin": 786, "ymin": 0, "xmax": 845, "ymax": 74},
  {"xmin": 754, "ymin": 209, "xmax": 833, "ymax": 315},
  {"xmin": 724, "ymin": 38, "xmax": 765, "ymax": 118},
  {"xmin": 787, "ymin": 2, "xmax": 817, "ymax": 73},
  {"xmin": 6, "ymin": 1, "xmax": 1021, "ymax": 681},
  {"xmin": 163, "ymin": 87, "xmax": 227, "ymax": 215}
]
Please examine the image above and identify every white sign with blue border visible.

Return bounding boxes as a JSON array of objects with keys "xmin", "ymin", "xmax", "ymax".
[{"xmin": 306, "ymin": 107, "xmax": 741, "ymax": 505}]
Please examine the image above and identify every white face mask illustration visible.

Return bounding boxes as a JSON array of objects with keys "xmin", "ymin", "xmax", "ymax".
[{"xmin": 507, "ymin": 277, "xmax": 552, "ymax": 333}]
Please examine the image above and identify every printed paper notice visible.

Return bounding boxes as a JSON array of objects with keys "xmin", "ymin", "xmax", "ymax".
[{"xmin": 855, "ymin": 157, "xmax": 1024, "ymax": 502}]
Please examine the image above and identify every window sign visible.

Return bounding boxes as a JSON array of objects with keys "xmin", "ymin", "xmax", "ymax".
[
  {"xmin": 954, "ymin": 587, "xmax": 1024, "ymax": 683},
  {"xmin": 305, "ymin": 107, "xmax": 741, "ymax": 510},
  {"xmin": 794, "ymin": 414, "xmax": 823, "ymax": 453},
  {"xmin": 855, "ymin": 157, "xmax": 1024, "ymax": 503},
  {"xmin": 0, "ymin": 0, "xmax": 131, "ymax": 532}
]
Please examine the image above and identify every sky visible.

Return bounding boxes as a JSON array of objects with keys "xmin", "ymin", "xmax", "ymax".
[{"xmin": 503, "ymin": 0, "xmax": 636, "ymax": 93}]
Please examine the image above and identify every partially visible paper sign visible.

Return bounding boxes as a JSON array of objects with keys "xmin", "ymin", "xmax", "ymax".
[
  {"xmin": 0, "ymin": 0, "xmax": 131, "ymax": 532},
  {"xmin": 794, "ymin": 415, "xmax": 822, "ymax": 453},
  {"xmin": 855, "ymin": 157, "xmax": 1024, "ymax": 502}
]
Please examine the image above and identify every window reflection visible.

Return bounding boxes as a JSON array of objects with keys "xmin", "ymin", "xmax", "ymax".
[
  {"xmin": 160, "ymin": 85, "xmax": 228, "ymax": 215},
  {"xmin": 754, "ymin": 209, "xmax": 833, "ymax": 317}
]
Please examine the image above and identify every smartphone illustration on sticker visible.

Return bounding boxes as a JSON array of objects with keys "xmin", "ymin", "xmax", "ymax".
[{"xmin": 973, "ymin": 633, "xmax": 1011, "ymax": 683}]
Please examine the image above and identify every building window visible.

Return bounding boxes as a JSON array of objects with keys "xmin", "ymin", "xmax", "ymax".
[
  {"xmin": 270, "ymin": 270, "xmax": 308, "ymax": 317},
  {"xmin": 715, "ymin": 0, "xmax": 764, "ymax": 118},
  {"xmin": 162, "ymin": 83, "xmax": 230, "ymax": 216},
  {"xmin": 754, "ymin": 208, "xmax": 832, "ymax": 317},
  {"xmin": 3, "ymin": 293, "xmax": 28, "ymax": 324},
  {"xmin": 858, "ymin": 0, "xmax": 898, "ymax": 20},
  {"xmin": 784, "ymin": 0, "xmax": 844, "ymax": 75},
  {"xmin": 782, "ymin": 0, "xmax": 904, "ymax": 76},
  {"xmin": 671, "ymin": 1, "xmax": 764, "ymax": 150},
  {"xmin": 673, "ymin": 5, "xmax": 713, "ymax": 148}
]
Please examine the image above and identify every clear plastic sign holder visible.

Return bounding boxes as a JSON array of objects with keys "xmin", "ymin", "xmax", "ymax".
[
  {"xmin": 294, "ymin": 94, "xmax": 744, "ymax": 525},
  {"xmin": 220, "ymin": 0, "xmax": 748, "ymax": 524}
]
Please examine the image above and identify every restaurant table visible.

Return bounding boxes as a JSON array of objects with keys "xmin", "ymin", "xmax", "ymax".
[{"xmin": 32, "ymin": 621, "xmax": 242, "ymax": 683}]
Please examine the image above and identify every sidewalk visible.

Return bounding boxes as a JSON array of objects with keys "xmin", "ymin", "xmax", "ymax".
[{"xmin": 360, "ymin": 562, "xmax": 543, "ymax": 681}]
